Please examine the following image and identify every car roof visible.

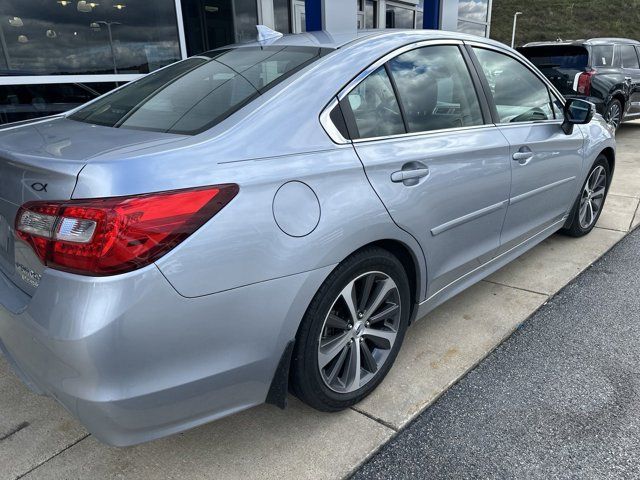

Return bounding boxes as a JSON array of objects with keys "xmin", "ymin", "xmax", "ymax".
[
  {"xmin": 218, "ymin": 29, "xmax": 508, "ymax": 51},
  {"xmin": 523, "ymin": 37, "xmax": 640, "ymax": 48}
]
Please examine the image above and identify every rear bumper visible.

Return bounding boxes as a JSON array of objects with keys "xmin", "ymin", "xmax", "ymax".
[{"xmin": 0, "ymin": 263, "xmax": 334, "ymax": 446}]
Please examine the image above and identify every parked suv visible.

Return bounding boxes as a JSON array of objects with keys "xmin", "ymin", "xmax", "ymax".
[{"xmin": 519, "ymin": 38, "xmax": 640, "ymax": 130}]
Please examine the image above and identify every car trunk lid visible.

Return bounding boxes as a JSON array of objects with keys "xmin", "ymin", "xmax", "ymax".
[
  {"xmin": 519, "ymin": 45, "xmax": 589, "ymax": 95},
  {"xmin": 0, "ymin": 117, "xmax": 182, "ymax": 296}
]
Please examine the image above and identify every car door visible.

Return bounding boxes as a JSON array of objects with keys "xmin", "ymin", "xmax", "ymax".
[
  {"xmin": 619, "ymin": 44, "xmax": 640, "ymax": 116},
  {"xmin": 339, "ymin": 42, "xmax": 511, "ymax": 298},
  {"xmin": 469, "ymin": 45, "xmax": 584, "ymax": 253}
]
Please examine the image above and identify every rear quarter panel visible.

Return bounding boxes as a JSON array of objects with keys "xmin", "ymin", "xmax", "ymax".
[{"xmin": 152, "ymin": 146, "xmax": 426, "ymax": 299}]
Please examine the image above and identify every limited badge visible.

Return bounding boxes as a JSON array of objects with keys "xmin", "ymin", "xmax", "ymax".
[{"xmin": 15, "ymin": 262, "xmax": 41, "ymax": 288}]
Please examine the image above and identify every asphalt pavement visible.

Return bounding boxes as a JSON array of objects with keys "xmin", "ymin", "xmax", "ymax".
[{"xmin": 352, "ymin": 227, "xmax": 640, "ymax": 480}]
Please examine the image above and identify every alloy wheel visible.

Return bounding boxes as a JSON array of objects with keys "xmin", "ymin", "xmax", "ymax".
[
  {"xmin": 579, "ymin": 165, "xmax": 607, "ymax": 229},
  {"xmin": 606, "ymin": 102, "xmax": 621, "ymax": 130},
  {"xmin": 317, "ymin": 271, "xmax": 401, "ymax": 394}
]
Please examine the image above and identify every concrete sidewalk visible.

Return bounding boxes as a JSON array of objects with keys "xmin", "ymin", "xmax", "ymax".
[{"xmin": 2, "ymin": 123, "xmax": 639, "ymax": 480}]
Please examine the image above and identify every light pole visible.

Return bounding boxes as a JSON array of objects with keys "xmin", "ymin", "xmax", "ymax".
[
  {"xmin": 95, "ymin": 21, "xmax": 121, "ymax": 75},
  {"xmin": 511, "ymin": 12, "xmax": 522, "ymax": 48},
  {"xmin": 0, "ymin": 22, "xmax": 12, "ymax": 70}
]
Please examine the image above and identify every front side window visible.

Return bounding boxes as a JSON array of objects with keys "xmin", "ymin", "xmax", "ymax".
[
  {"xmin": 619, "ymin": 44, "xmax": 640, "ymax": 69},
  {"xmin": 387, "ymin": 45, "xmax": 484, "ymax": 133},
  {"xmin": 71, "ymin": 46, "xmax": 327, "ymax": 135},
  {"xmin": 473, "ymin": 48, "xmax": 554, "ymax": 123},
  {"xmin": 346, "ymin": 67, "xmax": 405, "ymax": 139},
  {"xmin": 0, "ymin": 0, "xmax": 180, "ymax": 76}
]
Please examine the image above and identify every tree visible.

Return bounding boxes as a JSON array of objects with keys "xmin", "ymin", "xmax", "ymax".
[{"xmin": 490, "ymin": 0, "xmax": 640, "ymax": 47}]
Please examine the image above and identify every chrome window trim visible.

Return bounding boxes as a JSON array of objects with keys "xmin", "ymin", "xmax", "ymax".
[
  {"xmin": 336, "ymin": 39, "xmax": 464, "ymax": 102},
  {"xmin": 320, "ymin": 39, "xmax": 485, "ymax": 145},
  {"xmin": 495, "ymin": 119, "xmax": 564, "ymax": 128},
  {"xmin": 352, "ymin": 123, "xmax": 494, "ymax": 144},
  {"xmin": 318, "ymin": 38, "xmax": 570, "ymax": 146}
]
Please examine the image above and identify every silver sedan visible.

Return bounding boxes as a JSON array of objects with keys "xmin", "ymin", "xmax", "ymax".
[{"xmin": 0, "ymin": 29, "xmax": 614, "ymax": 446}]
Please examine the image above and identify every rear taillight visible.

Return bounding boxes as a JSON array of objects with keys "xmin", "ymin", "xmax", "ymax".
[
  {"xmin": 576, "ymin": 70, "xmax": 596, "ymax": 96},
  {"xmin": 15, "ymin": 184, "xmax": 239, "ymax": 276}
]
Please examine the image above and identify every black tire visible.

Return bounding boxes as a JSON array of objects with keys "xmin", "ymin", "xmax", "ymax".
[
  {"xmin": 605, "ymin": 98, "xmax": 623, "ymax": 131},
  {"xmin": 562, "ymin": 155, "xmax": 610, "ymax": 237},
  {"xmin": 290, "ymin": 247, "xmax": 411, "ymax": 412}
]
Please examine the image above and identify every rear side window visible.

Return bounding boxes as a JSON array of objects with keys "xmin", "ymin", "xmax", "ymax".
[
  {"xmin": 619, "ymin": 44, "xmax": 640, "ymax": 69},
  {"xmin": 591, "ymin": 45, "xmax": 614, "ymax": 67},
  {"xmin": 346, "ymin": 66, "xmax": 406, "ymax": 139},
  {"xmin": 387, "ymin": 45, "xmax": 484, "ymax": 133},
  {"xmin": 473, "ymin": 48, "xmax": 554, "ymax": 123},
  {"xmin": 70, "ymin": 46, "xmax": 327, "ymax": 135}
]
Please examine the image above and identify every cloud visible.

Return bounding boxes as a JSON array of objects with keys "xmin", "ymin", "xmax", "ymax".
[{"xmin": 458, "ymin": 0, "xmax": 489, "ymax": 23}]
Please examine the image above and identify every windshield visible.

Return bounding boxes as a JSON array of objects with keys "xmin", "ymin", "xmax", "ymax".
[
  {"xmin": 520, "ymin": 46, "xmax": 588, "ymax": 70},
  {"xmin": 70, "ymin": 46, "xmax": 329, "ymax": 135}
]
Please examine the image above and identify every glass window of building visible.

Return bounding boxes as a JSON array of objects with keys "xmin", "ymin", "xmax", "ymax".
[
  {"xmin": 181, "ymin": 0, "xmax": 259, "ymax": 56},
  {"xmin": 0, "ymin": 0, "xmax": 181, "ymax": 76},
  {"xmin": 416, "ymin": 0, "xmax": 424, "ymax": 28},
  {"xmin": 457, "ymin": 0, "xmax": 490, "ymax": 37},
  {"xmin": 357, "ymin": 0, "xmax": 378, "ymax": 29},
  {"xmin": 273, "ymin": 0, "xmax": 292, "ymax": 33},
  {"xmin": 292, "ymin": 1, "xmax": 306, "ymax": 33},
  {"xmin": 386, "ymin": 3, "xmax": 415, "ymax": 29}
]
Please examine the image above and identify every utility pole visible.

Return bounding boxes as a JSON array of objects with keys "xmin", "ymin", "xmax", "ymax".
[
  {"xmin": 0, "ymin": 22, "xmax": 13, "ymax": 70},
  {"xmin": 511, "ymin": 11, "xmax": 522, "ymax": 48},
  {"xmin": 95, "ymin": 21, "xmax": 121, "ymax": 75}
]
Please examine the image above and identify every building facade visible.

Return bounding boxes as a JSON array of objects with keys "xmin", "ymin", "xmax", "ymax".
[{"xmin": 0, "ymin": 0, "xmax": 492, "ymax": 124}]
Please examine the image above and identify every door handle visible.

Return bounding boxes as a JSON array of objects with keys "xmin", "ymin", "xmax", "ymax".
[
  {"xmin": 391, "ymin": 167, "xmax": 430, "ymax": 185},
  {"xmin": 512, "ymin": 148, "xmax": 534, "ymax": 165}
]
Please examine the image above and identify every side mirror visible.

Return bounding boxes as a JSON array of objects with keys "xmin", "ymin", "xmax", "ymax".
[{"xmin": 561, "ymin": 98, "xmax": 595, "ymax": 134}]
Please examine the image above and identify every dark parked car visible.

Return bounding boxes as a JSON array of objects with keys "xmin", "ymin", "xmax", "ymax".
[{"xmin": 519, "ymin": 38, "xmax": 640, "ymax": 130}]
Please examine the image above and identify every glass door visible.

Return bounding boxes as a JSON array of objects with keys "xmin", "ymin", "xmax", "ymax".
[{"xmin": 293, "ymin": 1, "xmax": 306, "ymax": 33}]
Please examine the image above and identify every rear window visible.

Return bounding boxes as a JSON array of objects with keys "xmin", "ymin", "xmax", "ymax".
[
  {"xmin": 70, "ymin": 46, "xmax": 328, "ymax": 135},
  {"xmin": 591, "ymin": 45, "xmax": 615, "ymax": 67},
  {"xmin": 520, "ymin": 46, "xmax": 588, "ymax": 71}
]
